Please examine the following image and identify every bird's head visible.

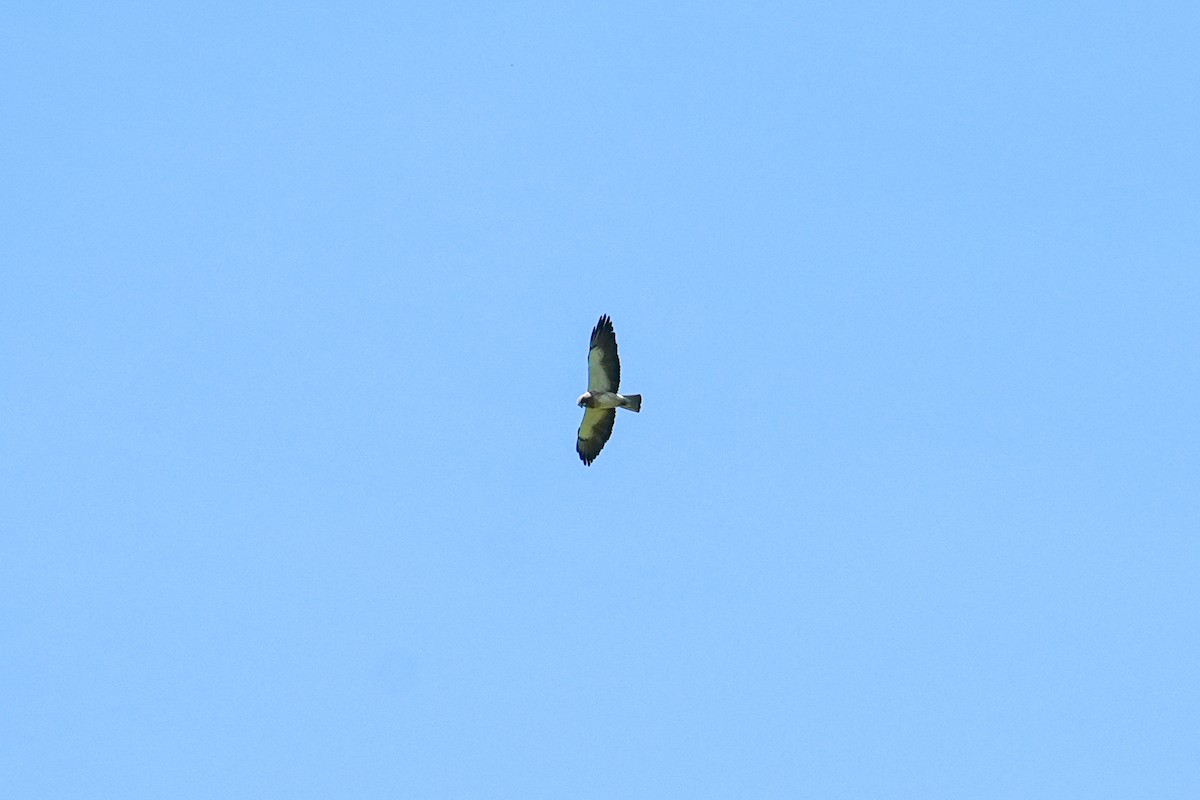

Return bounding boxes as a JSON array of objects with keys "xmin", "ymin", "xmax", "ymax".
[{"xmin": 577, "ymin": 393, "xmax": 593, "ymax": 408}]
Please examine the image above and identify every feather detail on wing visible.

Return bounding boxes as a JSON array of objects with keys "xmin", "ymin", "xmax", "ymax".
[
  {"xmin": 576, "ymin": 407, "xmax": 616, "ymax": 465},
  {"xmin": 587, "ymin": 315, "xmax": 620, "ymax": 393}
]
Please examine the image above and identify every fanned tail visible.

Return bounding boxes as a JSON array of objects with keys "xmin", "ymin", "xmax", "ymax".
[{"xmin": 623, "ymin": 394, "xmax": 642, "ymax": 412}]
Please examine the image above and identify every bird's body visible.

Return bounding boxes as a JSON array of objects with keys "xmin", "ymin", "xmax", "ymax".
[
  {"xmin": 576, "ymin": 315, "xmax": 641, "ymax": 465},
  {"xmin": 577, "ymin": 390, "xmax": 642, "ymax": 411}
]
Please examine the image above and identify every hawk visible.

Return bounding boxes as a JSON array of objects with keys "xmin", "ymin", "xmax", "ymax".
[{"xmin": 576, "ymin": 314, "xmax": 642, "ymax": 465}]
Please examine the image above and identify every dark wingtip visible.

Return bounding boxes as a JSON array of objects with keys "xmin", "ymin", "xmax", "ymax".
[{"xmin": 590, "ymin": 314, "xmax": 615, "ymax": 345}]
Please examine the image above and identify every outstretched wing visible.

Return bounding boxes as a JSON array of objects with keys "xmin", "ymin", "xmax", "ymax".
[
  {"xmin": 576, "ymin": 407, "xmax": 616, "ymax": 465},
  {"xmin": 587, "ymin": 315, "xmax": 620, "ymax": 393}
]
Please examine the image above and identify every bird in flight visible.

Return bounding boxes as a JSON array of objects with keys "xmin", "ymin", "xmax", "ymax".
[{"xmin": 576, "ymin": 314, "xmax": 642, "ymax": 465}]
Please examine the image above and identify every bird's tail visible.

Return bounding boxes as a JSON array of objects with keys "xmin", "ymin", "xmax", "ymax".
[{"xmin": 623, "ymin": 394, "xmax": 642, "ymax": 412}]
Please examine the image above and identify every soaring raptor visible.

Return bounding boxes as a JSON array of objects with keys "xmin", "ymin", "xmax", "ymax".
[{"xmin": 576, "ymin": 315, "xmax": 641, "ymax": 465}]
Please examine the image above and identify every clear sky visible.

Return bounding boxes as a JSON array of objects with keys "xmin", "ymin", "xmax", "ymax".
[{"xmin": 3, "ymin": 3, "xmax": 1198, "ymax": 798}]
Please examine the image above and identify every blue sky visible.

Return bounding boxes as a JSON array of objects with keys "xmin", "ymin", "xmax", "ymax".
[{"xmin": 3, "ymin": 3, "xmax": 1198, "ymax": 797}]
